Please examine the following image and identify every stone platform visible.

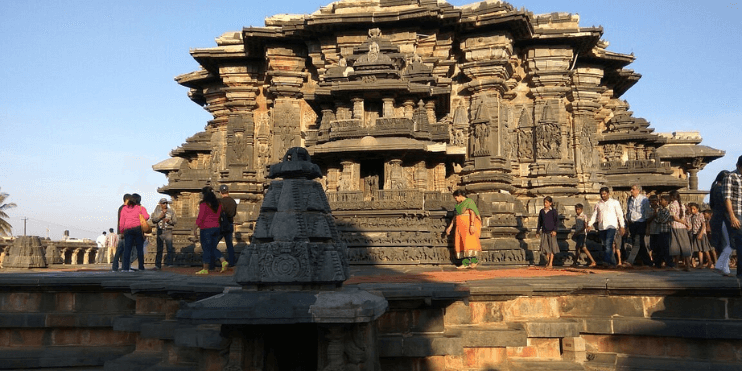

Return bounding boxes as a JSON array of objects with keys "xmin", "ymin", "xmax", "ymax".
[{"xmin": 0, "ymin": 265, "xmax": 740, "ymax": 370}]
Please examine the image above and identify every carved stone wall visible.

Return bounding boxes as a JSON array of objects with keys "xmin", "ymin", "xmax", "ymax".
[{"xmin": 154, "ymin": 0, "xmax": 723, "ymax": 266}]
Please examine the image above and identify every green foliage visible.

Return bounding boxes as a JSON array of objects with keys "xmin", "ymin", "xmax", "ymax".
[{"xmin": 0, "ymin": 188, "xmax": 17, "ymax": 237}]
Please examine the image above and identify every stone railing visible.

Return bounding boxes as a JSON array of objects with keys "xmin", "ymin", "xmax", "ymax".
[
  {"xmin": 601, "ymin": 159, "xmax": 672, "ymax": 174},
  {"xmin": 327, "ymin": 190, "xmax": 451, "ymax": 211}
]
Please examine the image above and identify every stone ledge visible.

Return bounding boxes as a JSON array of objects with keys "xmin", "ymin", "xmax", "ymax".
[
  {"xmin": 586, "ymin": 353, "xmax": 742, "ymax": 371},
  {"xmin": 378, "ymin": 334, "xmax": 463, "ymax": 357},
  {"xmin": 520, "ymin": 319, "xmax": 581, "ymax": 338},
  {"xmin": 104, "ymin": 351, "xmax": 163, "ymax": 371},
  {"xmin": 113, "ymin": 314, "xmax": 166, "ymax": 332},
  {"xmin": 0, "ymin": 345, "xmax": 132, "ymax": 369},
  {"xmin": 581, "ymin": 318, "xmax": 742, "ymax": 339},
  {"xmin": 449, "ymin": 324, "xmax": 527, "ymax": 347},
  {"xmin": 509, "ymin": 359, "xmax": 585, "ymax": 371},
  {"xmin": 173, "ymin": 324, "xmax": 229, "ymax": 350}
]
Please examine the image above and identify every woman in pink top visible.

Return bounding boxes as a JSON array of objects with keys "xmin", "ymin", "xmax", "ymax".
[
  {"xmin": 192, "ymin": 186, "xmax": 228, "ymax": 275},
  {"xmin": 118, "ymin": 193, "xmax": 149, "ymax": 272}
]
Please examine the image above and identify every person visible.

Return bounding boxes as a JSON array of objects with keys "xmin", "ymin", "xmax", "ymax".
[
  {"xmin": 667, "ymin": 190, "xmax": 692, "ymax": 271},
  {"xmin": 150, "ymin": 198, "xmax": 177, "ymax": 269},
  {"xmin": 445, "ymin": 189, "xmax": 482, "ymax": 268},
  {"xmin": 573, "ymin": 203, "xmax": 596, "ymax": 267},
  {"xmin": 95, "ymin": 231, "xmax": 107, "ymax": 264},
  {"xmin": 193, "ymin": 186, "xmax": 229, "ymax": 275},
  {"xmin": 688, "ymin": 203, "xmax": 712, "ymax": 268},
  {"xmin": 711, "ymin": 170, "xmax": 733, "ymax": 275},
  {"xmin": 217, "ymin": 185, "xmax": 237, "ymax": 266},
  {"xmin": 654, "ymin": 195, "xmax": 674, "ymax": 268},
  {"xmin": 722, "ymin": 155, "xmax": 742, "ymax": 278},
  {"xmin": 104, "ymin": 227, "xmax": 117, "ymax": 264},
  {"xmin": 624, "ymin": 184, "xmax": 652, "ymax": 267},
  {"xmin": 702, "ymin": 209, "xmax": 718, "ymax": 267},
  {"xmin": 587, "ymin": 187, "xmax": 625, "ymax": 267},
  {"xmin": 112, "ymin": 194, "xmax": 131, "ymax": 272},
  {"xmin": 118, "ymin": 193, "xmax": 149, "ymax": 272},
  {"xmin": 536, "ymin": 196, "xmax": 559, "ymax": 269},
  {"xmin": 646, "ymin": 194, "xmax": 662, "ymax": 266}
]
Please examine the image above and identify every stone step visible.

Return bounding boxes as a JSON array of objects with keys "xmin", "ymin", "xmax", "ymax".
[
  {"xmin": 448, "ymin": 323, "xmax": 527, "ymax": 347},
  {"xmin": 104, "ymin": 351, "xmax": 162, "ymax": 371},
  {"xmin": 584, "ymin": 353, "xmax": 742, "ymax": 371},
  {"xmin": 519, "ymin": 319, "xmax": 582, "ymax": 338},
  {"xmin": 0, "ymin": 346, "xmax": 131, "ymax": 369},
  {"xmin": 379, "ymin": 333, "xmax": 463, "ymax": 357},
  {"xmin": 510, "ymin": 360, "xmax": 586, "ymax": 371}
]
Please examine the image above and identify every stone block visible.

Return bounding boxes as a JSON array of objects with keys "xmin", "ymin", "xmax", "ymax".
[
  {"xmin": 458, "ymin": 325, "xmax": 527, "ymax": 347},
  {"xmin": 522, "ymin": 320, "xmax": 580, "ymax": 338},
  {"xmin": 502, "ymin": 297, "xmax": 559, "ymax": 321},
  {"xmin": 377, "ymin": 310, "xmax": 411, "ymax": 334},
  {"xmin": 1, "ymin": 292, "xmax": 42, "ymax": 312},
  {"xmin": 0, "ymin": 313, "xmax": 46, "ymax": 328},
  {"xmin": 562, "ymin": 337, "xmax": 585, "ymax": 352},
  {"xmin": 45, "ymin": 314, "xmax": 77, "ymax": 327},
  {"xmin": 173, "ymin": 324, "xmax": 229, "ymax": 350},
  {"xmin": 644, "ymin": 296, "xmax": 727, "ymax": 320},
  {"xmin": 55, "ymin": 292, "xmax": 76, "ymax": 312},
  {"xmin": 411, "ymin": 308, "xmax": 444, "ymax": 332},
  {"xmin": 378, "ymin": 336, "xmax": 404, "ymax": 357},
  {"xmin": 470, "ymin": 301, "xmax": 503, "ymax": 323},
  {"xmin": 562, "ymin": 350, "xmax": 586, "ymax": 362},
  {"xmin": 529, "ymin": 338, "xmax": 561, "ymax": 359},
  {"xmin": 136, "ymin": 296, "xmax": 167, "ymax": 315},
  {"xmin": 559, "ymin": 296, "xmax": 644, "ymax": 318},
  {"xmin": 136, "ymin": 337, "xmax": 164, "ymax": 352},
  {"xmin": 51, "ymin": 328, "xmax": 81, "ymax": 345},
  {"xmin": 0, "ymin": 345, "xmax": 131, "ymax": 369},
  {"xmin": 403, "ymin": 335, "xmax": 462, "ymax": 357},
  {"xmin": 9, "ymin": 329, "xmax": 47, "ymax": 347},
  {"xmin": 113, "ymin": 315, "xmax": 165, "ymax": 332},
  {"xmin": 463, "ymin": 347, "xmax": 507, "ymax": 368},
  {"xmin": 443, "ymin": 301, "xmax": 471, "ymax": 326},
  {"xmin": 583, "ymin": 318, "xmax": 612, "ymax": 334},
  {"xmin": 727, "ymin": 298, "xmax": 742, "ymax": 320}
]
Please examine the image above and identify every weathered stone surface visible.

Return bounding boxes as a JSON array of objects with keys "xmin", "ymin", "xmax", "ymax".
[
  {"xmin": 454, "ymin": 324, "xmax": 527, "ymax": 347},
  {"xmin": 521, "ymin": 319, "xmax": 581, "ymax": 338},
  {"xmin": 3, "ymin": 236, "xmax": 47, "ymax": 268}
]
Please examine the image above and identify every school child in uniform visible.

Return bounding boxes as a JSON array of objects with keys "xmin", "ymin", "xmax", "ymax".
[
  {"xmin": 573, "ymin": 203, "xmax": 596, "ymax": 267},
  {"xmin": 688, "ymin": 203, "xmax": 713, "ymax": 268},
  {"xmin": 537, "ymin": 196, "xmax": 559, "ymax": 269},
  {"xmin": 654, "ymin": 195, "xmax": 674, "ymax": 269}
]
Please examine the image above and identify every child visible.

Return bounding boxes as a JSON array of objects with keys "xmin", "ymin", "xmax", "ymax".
[
  {"xmin": 688, "ymin": 203, "xmax": 712, "ymax": 268},
  {"xmin": 702, "ymin": 209, "xmax": 718, "ymax": 266},
  {"xmin": 573, "ymin": 203, "xmax": 596, "ymax": 267},
  {"xmin": 646, "ymin": 194, "xmax": 660, "ymax": 266},
  {"xmin": 668, "ymin": 190, "xmax": 692, "ymax": 271},
  {"xmin": 537, "ymin": 196, "xmax": 559, "ymax": 269},
  {"xmin": 654, "ymin": 195, "xmax": 674, "ymax": 268}
]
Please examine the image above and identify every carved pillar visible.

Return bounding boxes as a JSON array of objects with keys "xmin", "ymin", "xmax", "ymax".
[
  {"xmin": 434, "ymin": 163, "xmax": 446, "ymax": 192},
  {"xmin": 403, "ymin": 100, "xmax": 415, "ymax": 119},
  {"xmin": 688, "ymin": 169, "xmax": 699, "ymax": 190},
  {"xmin": 340, "ymin": 161, "xmax": 360, "ymax": 191},
  {"xmin": 385, "ymin": 159, "xmax": 405, "ymax": 190},
  {"xmin": 382, "ymin": 97, "xmax": 395, "ymax": 118},
  {"xmin": 425, "ymin": 101, "xmax": 436, "ymax": 128},
  {"xmin": 567, "ymin": 66, "xmax": 606, "ymax": 193},
  {"xmin": 352, "ymin": 97, "xmax": 365, "ymax": 127},
  {"xmin": 327, "ymin": 167, "xmax": 340, "ymax": 192}
]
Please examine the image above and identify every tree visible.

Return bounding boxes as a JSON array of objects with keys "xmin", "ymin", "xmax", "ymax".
[{"xmin": 0, "ymin": 188, "xmax": 17, "ymax": 237}]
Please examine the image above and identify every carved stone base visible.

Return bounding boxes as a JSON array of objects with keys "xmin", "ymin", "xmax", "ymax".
[{"xmin": 346, "ymin": 246, "xmax": 526, "ymax": 265}]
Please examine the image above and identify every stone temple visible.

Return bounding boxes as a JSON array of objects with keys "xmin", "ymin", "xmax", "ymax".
[{"xmin": 152, "ymin": 0, "xmax": 723, "ymax": 266}]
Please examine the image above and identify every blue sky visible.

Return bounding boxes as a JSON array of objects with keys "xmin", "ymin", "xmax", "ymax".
[{"xmin": 1, "ymin": 0, "xmax": 740, "ymax": 240}]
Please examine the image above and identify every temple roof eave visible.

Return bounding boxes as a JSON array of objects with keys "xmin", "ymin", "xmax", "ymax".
[
  {"xmin": 152, "ymin": 157, "xmax": 185, "ymax": 174},
  {"xmin": 307, "ymin": 137, "xmax": 455, "ymax": 155},
  {"xmin": 604, "ymin": 174, "xmax": 689, "ymax": 189},
  {"xmin": 656, "ymin": 144, "xmax": 726, "ymax": 161}
]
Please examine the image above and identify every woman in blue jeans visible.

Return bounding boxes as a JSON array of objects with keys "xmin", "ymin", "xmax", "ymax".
[{"xmin": 192, "ymin": 186, "xmax": 228, "ymax": 275}]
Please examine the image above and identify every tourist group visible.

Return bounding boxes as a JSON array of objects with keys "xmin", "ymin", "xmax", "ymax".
[{"xmin": 99, "ymin": 185, "xmax": 238, "ymax": 274}]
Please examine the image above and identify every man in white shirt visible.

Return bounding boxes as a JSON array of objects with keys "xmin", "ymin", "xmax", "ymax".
[
  {"xmin": 587, "ymin": 187, "xmax": 626, "ymax": 267},
  {"xmin": 625, "ymin": 184, "xmax": 652, "ymax": 266},
  {"xmin": 95, "ymin": 231, "xmax": 107, "ymax": 264}
]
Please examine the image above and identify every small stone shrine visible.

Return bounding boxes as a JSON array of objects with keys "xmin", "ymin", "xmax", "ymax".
[
  {"xmin": 2, "ymin": 236, "xmax": 47, "ymax": 268},
  {"xmin": 234, "ymin": 147, "xmax": 350, "ymax": 287},
  {"xmin": 177, "ymin": 148, "xmax": 387, "ymax": 371},
  {"xmin": 153, "ymin": 0, "xmax": 724, "ymax": 266}
]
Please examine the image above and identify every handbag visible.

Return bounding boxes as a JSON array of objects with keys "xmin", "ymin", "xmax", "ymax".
[{"xmin": 139, "ymin": 206, "xmax": 152, "ymax": 233}]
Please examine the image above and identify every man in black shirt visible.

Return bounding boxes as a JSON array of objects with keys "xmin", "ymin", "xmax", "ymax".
[{"xmin": 218, "ymin": 184, "xmax": 238, "ymax": 266}]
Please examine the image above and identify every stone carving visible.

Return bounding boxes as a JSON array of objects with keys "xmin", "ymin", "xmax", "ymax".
[
  {"xmin": 234, "ymin": 147, "xmax": 349, "ymax": 286},
  {"xmin": 3, "ymin": 236, "xmax": 47, "ymax": 268},
  {"xmin": 536, "ymin": 123, "xmax": 561, "ymax": 159}
]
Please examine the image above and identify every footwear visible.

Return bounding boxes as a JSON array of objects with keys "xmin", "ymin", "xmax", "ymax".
[
  {"xmin": 456, "ymin": 265, "xmax": 467, "ymax": 269},
  {"xmin": 151, "ymin": 266, "xmax": 161, "ymax": 271},
  {"xmin": 220, "ymin": 261, "xmax": 229, "ymax": 273},
  {"xmin": 196, "ymin": 269, "xmax": 209, "ymax": 275}
]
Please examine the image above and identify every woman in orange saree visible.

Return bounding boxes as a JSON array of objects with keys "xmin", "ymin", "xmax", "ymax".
[{"xmin": 445, "ymin": 190, "xmax": 482, "ymax": 268}]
